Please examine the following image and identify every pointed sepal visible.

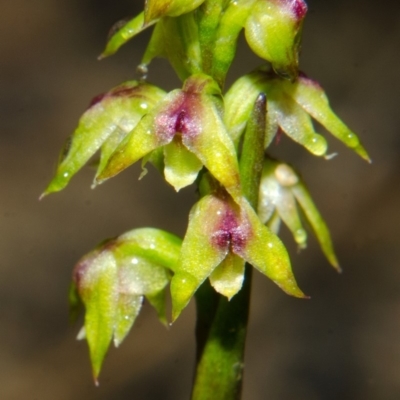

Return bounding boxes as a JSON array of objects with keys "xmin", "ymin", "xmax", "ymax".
[
  {"xmin": 42, "ymin": 82, "xmax": 165, "ymax": 196},
  {"xmin": 258, "ymin": 159, "xmax": 340, "ymax": 271},
  {"xmin": 72, "ymin": 228, "xmax": 182, "ymax": 380}
]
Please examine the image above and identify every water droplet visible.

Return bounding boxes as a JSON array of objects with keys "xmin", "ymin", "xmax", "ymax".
[
  {"xmin": 345, "ymin": 132, "xmax": 359, "ymax": 147},
  {"xmin": 131, "ymin": 258, "xmax": 139, "ymax": 265},
  {"xmin": 294, "ymin": 228, "xmax": 307, "ymax": 245},
  {"xmin": 140, "ymin": 102, "xmax": 148, "ymax": 110},
  {"xmin": 267, "ymin": 242, "xmax": 273, "ymax": 248},
  {"xmin": 307, "ymin": 134, "xmax": 327, "ymax": 156},
  {"xmin": 63, "ymin": 172, "xmax": 69, "ymax": 178}
]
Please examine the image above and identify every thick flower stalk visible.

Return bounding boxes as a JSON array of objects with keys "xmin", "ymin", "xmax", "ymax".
[{"xmin": 43, "ymin": 0, "xmax": 368, "ymax": 397}]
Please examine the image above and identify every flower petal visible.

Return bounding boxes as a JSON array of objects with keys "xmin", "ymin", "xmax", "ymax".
[
  {"xmin": 95, "ymin": 113, "xmax": 164, "ymax": 185},
  {"xmin": 269, "ymin": 90, "xmax": 328, "ymax": 156},
  {"xmin": 74, "ymin": 250, "xmax": 118, "ymax": 382},
  {"xmin": 171, "ymin": 195, "xmax": 229, "ymax": 320},
  {"xmin": 164, "ymin": 136, "xmax": 203, "ymax": 191},
  {"xmin": 146, "ymin": 288, "xmax": 168, "ymax": 326},
  {"xmin": 235, "ymin": 199, "xmax": 306, "ymax": 298},
  {"xmin": 292, "ymin": 181, "xmax": 340, "ymax": 271},
  {"xmin": 100, "ymin": 12, "xmax": 154, "ymax": 59},
  {"xmin": 182, "ymin": 93, "xmax": 242, "ymax": 200},
  {"xmin": 43, "ymin": 82, "xmax": 165, "ymax": 195},
  {"xmin": 209, "ymin": 253, "xmax": 245, "ymax": 300},
  {"xmin": 285, "ymin": 76, "xmax": 370, "ymax": 161},
  {"xmin": 117, "ymin": 228, "xmax": 182, "ymax": 272},
  {"xmin": 113, "ymin": 294, "xmax": 142, "ymax": 347}
]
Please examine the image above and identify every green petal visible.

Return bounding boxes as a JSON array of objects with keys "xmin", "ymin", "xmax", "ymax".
[
  {"xmin": 145, "ymin": 0, "xmax": 205, "ymax": 22},
  {"xmin": 224, "ymin": 70, "xmax": 270, "ymax": 144},
  {"xmin": 269, "ymin": 90, "xmax": 328, "ymax": 156},
  {"xmin": 292, "ymin": 182, "xmax": 340, "ymax": 271},
  {"xmin": 95, "ymin": 113, "xmax": 161, "ymax": 184},
  {"xmin": 183, "ymin": 94, "xmax": 242, "ymax": 201},
  {"xmin": 275, "ymin": 187, "xmax": 307, "ymax": 248},
  {"xmin": 237, "ymin": 199, "xmax": 306, "ymax": 298},
  {"xmin": 171, "ymin": 195, "xmax": 228, "ymax": 320},
  {"xmin": 77, "ymin": 251, "xmax": 118, "ymax": 382},
  {"xmin": 146, "ymin": 288, "xmax": 168, "ymax": 326},
  {"xmin": 285, "ymin": 76, "xmax": 370, "ymax": 161},
  {"xmin": 164, "ymin": 136, "xmax": 203, "ymax": 191},
  {"xmin": 43, "ymin": 82, "xmax": 165, "ymax": 195},
  {"xmin": 100, "ymin": 12, "xmax": 154, "ymax": 59},
  {"xmin": 113, "ymin": 294, "xmax": 142, "ymax": 347},
  {"xmin": 117, "ymin": 228, "xmax": 182, "ymax": 273},
  {"xmin": 209, "ymin": 253, "xmax": 245, "ymax": 300}
]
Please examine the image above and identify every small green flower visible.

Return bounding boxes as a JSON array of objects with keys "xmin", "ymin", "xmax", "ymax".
[
  {"xmin": 71, "ymin": 228, "xmax": 181, "ymax": 382},
  {"xmin": 258, "ymin": 158, "xmax": 340, "ymax": 270},
  {"xmin": 96, "ymin": 74, "xmax": 242, "ymax": 199},
  {"xmin": 224, "ymin": 66, "xmax": 370, "ymax": 160},
  {"xmin": 42, "ymin": 81, "xmax": 166, "ymax": 196},
  {"xmin": 170, "ymin": 190, "xmax": 305, "ymax": 321},
  {"xmin": 245, "ymin": 0, "xmax": 307, "ymax": 79}
]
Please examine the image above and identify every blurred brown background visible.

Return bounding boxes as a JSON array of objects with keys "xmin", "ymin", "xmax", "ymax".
[{"xmin": 1, "ymin": 1, "xmax": 399, "ymax": 399}]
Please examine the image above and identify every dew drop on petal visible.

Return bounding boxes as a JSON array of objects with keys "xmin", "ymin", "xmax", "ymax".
[
  {"xmin": 294, "ymin": 228, "xmax": 307, "ymax": 245},
  {"xmin": 308, "ymin": 135, "xmax": 327, "ymax": 156}
]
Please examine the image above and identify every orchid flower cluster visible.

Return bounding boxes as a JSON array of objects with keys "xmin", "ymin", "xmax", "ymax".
[{"xmin": 44, "ymin": 0, "xmax": 368, "ymax": 383}]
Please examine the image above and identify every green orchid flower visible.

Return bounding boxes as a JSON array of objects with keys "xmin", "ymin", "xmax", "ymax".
[
  {"xmin": 224, "ymin": 66, "xmax": 370, "ymax": 160},
  {"xmin": 170, "ymin": 189, "xmax": 306, "ymax": 321},
  {"xmin": 96, "ymin": 74, "xmax": 242, "ymax": 199},
  {"xmin": 71, "ymin": 228, "xmax": 182, "ymax": 382},
  {"xmin": 245, "ymin": 0, "xmax": 307, "ymax": 79},
  {"xmin": 258, "ymin": 158, "xmax": 340, "ymax": 270},
  {"xmin": 42, "ymin": 81, "xmax": 166, "ymax": 196}
]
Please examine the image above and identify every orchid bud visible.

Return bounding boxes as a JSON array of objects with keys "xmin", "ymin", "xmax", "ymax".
[
  {"xmin": 245, "ymin": 0, "xmax": 307, "ymax": 79},
  {"xmin": 72, "ymin": 228, "xmax": 181, "ymax": 382},
  {"xmin": 42, "ymin": 82, "xmax": 166, "ymax": 197},
  {"xmin": 259, "ymin": 158, "xmax": 340, "ymax": 270}
]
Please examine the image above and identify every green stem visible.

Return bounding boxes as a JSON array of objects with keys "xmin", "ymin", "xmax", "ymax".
[{"xmin": 191, "ymin": 93, "xmax": 267, "ymax": 400}]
